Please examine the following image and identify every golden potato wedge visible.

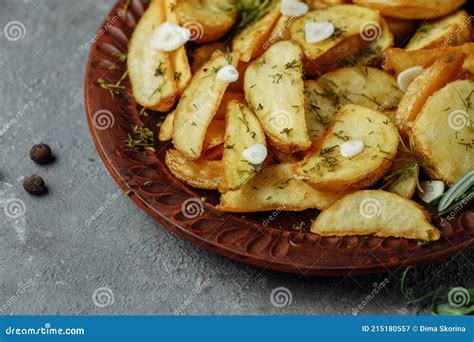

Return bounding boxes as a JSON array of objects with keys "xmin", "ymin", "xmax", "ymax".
[
  {"xmin": 172, "ymin": 51, "xmax": 239, "ymax": 160},
  {"xmin": 395, "ymin": 55, "xmax": 465, "ymax": 135},
  {"xmin": 296, "ymin": 104, "xmax": 399, "ymax": 192},
  {"xmin": 304, "ymin": 80, "xmax": 336, "ymax": 142},
  {"xmin": 158, "ymin": 110, "xmax": 175, "ymax": 141},
  {"xmin": 175, "ymin": 0, "xmax": 237, "ymax": 43},
  {"xmin": 220, "ymin": 101, "xmax": 267, "ymax": 192},
  {"xmin": 311, "ymin": 190, "xmax": 440, "ymax": 241},
  {"xmin": 128, "ymin": 0, "xmax": 176, "ymax": 111},
  {"xmin": 406, "ymin": 10, "xmax": 472, "ymax": 51},
  {"xmin": 190, "ymin": 42, "xmax": 224, "ymax": 74},
  {"xmin": 383, "ymin": 149, "xmax": 419, "ymax": 199},
  {"xmin": 262, "ymin": 15, "xmax": 294, "ymax": 50},
  {"xmin": 319, "ymin": 66, "xmax": 403, "ymax": 112},
  {"xmin": 383, "ymin": 44, "xmax": 474, "ymax": 76},
  {"xmin": 353, "ymin": 0, "xmax": 465, "ymax": 20},
  {"xmin": 290, "ymin": 5, "xmax": 381, "ymax": 75},
  {"xmin": 384, "ymin": 17, "xmax": 417, "ymax": 46},
  {"xmin": 244, "ymin": 41, "xmax": 311, "ymax": 152},
  {"xmin": 358, "ymin": 18, "xmax": 394, "ymax": 66},
  {"xmin": 411, "ymin": 79, "xmax": 474, "ymax": 186},
  {"xmin": 164, "ymin": 0, "xmax": 192, "ymax": 96},
  {"xmin": 165, "ymin": 149, "xmax": 223, "ymax": 190},
  {"xmin": 159, "ymin": 112, "xmax": 224, "ymax": 150},
  {"xmin": 218, "ymin": 163, "xmax": 344, "ymax": 212},
  {"xmin": 267, "ymin": 145, "xmax": 300, "ymax": 163},
  {"xmin": 232, "ymin": 0, "xmax": 281, "ymax": 62}
]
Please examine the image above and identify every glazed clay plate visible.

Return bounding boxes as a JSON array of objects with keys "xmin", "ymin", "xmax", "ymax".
[{"xmin": 84, "ymin": 0, "xmax": 474, "ymax": 276}]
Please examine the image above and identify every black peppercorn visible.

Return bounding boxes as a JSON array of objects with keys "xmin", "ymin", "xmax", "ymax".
[
  {"xmin": 23, "ymin": 174, "xmax": 47, "ymax": 195},
  {"xmin": 30, "ymin": 143, "xmax": 53, "ymax": 165}
]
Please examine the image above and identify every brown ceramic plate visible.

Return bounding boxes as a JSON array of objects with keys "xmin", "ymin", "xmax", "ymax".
[{"xmin": 84, "ymin": 0, "xmax": 474, "ymax": 276}]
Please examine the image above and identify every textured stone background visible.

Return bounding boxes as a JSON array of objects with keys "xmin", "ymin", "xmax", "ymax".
[{"xmin": 0, "ymin": 0, "xmax": 472, "ymax": 315}]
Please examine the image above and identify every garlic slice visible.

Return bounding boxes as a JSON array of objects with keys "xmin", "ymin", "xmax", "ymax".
[
  {"xmin": 281, "ymin": 0, "xmax": 309, "ymax": 17},
  {"xmin": 418, "ymin": 181, "xmax": 445, "ymax": 203},
  {"xmin": 305, "ymin": 21, "xmax": 335, "ymax": 44},
  {"xmin": 242, "ymin": 144, "xmax": 267, "ymax": 165},
  {"xmin": 397, "ymin": 66, "xmax": 424, "ymax": 92},
  {"xmin": 217, "ymin": 65, "xmax": 239, "ymax": 83},
  {"xmin": 339, "ymin": 140, "xmax": 364, "ymax": 158},
  {"xmin": 149, "ymin": 22, "xmax": 190, "ymax": 52}
]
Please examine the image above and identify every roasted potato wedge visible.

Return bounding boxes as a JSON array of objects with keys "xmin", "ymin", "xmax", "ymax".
[
  {"xmin": 358, "ymin": 18, "xmax": 394, "ymax": 66},
  {"xmin": 406, "ymin": 10, "xmax": 472, "ymax": 51},
  {"xmin": 296, "ymin": 104, "xmax": 399, "ymax": 192},
  {"xmin": 384, "ymin": 17, "xmax": 417, "ymax": 46},
  {"xmin": 244, "ymin": 41, "xmax": 310, "ymax": 152},
  {"xmin": 220, "ymin": 101, "xmax": 267, "ymax": 192},
  {"xmin": 384, "ymin": 150, "xmax": 419, "ymax": 199},
  {"xmin": 214, "ymin": 91, "xmax": 246, "ymax": 119},
  {"xmin": 304, "ymin": 80, "xmax": 336, "ymax": 142},
  {"xmin": 290, "ymin": 5, "xmax": 381, "ymax": 75},
  {"xmin": 353, "ymin": 0, "xmax": 466, "ymax": 20},
  {"xmin": 395, "ymin": 55, "xmax": 465, "ymax": 135},
  {"xmin": 165, "ymin": 0, "xmax": 192, "ymax": 95},
  {"xmin": 158, "ymin": 110, "xmax": 175, "ymax": 141},
  {"xmin": 128, "ymin": 0, "xmax": 176, "ymax": 111},
  {"xmin": 232, "ymin": 0, "xmax": 281, "ymax": 62},
  {"xmin": 172, "ymin": 51, "xmax": 239, "ymax": 160},
  {"xmin": 383, "ymin": 44, "xmax": 474, "ymax": 76},
  {"xmin": 176, "ymin": 0, "xmax": 237, "ymax": 43},
  {"xmin": 159, "ymin": 112, "xmax": 225, "ymax": 150},
  {"xmin": 165, "ymin": 149, "xmax": 223, "ymax": 190},
  {"xmin": 319, "ymin": 66, "xmax": 403, "ymax": 112},
  {"xmin": 218, "ymin": 163, "xmax": 344, "ymax": 212},
  {"xmin": 311, "ymin": 190, "xmax": 440, "ymax": 241},
  {"xmin": 411, "ymin": 79, "xmax": 474, "ymax": 186}
]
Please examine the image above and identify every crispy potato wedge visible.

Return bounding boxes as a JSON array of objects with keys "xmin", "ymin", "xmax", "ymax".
[
  {"xmin": 128, "ymin": 0, "xmax": 176, "ymax": 111},
  {"xmin": 267, "ymin": 145, "xmax": 300, "ymax": 163},
  {"xmin": 158, "ymin": 110, "xmax": 175, "ymax": 141},
  {"xmin": 232, "ymin": 0, "xmax": 281, "ymax": 62},
  {"xmin": 165, "ymin": 149, "xmax": 223, "ymax": 190},
  {"xmin": 290, "ymin": 5, "xmax": 381, "ymax": 75},
  {"xmin": 320, "ymin": 66, "xmax": 403, "ymax": 112},
  {"xmin": 218, "ymin": 163, "xmax": 344, "ymax": 212},
  {"xmin": 384, "ymin": 17, "xmax": 417, "ymax": 46},
  {"xmin": 304, "ymin": 80, "xmax": 336, "ymax": 142},
  {"xmin": 353, "ymin": 0, "xmax": 465, "ymax": 20},
  {"xmin": 176, "ymin": 0, "xmax": 237, "ymax": 43},
  {"xmin": 172, "ymin": 51, "xmax": 239, "ymax": 160},
  {"xmin": 263, "ymin": 15, "xmax": 294, "ymax": 49},
  {"xmin": 411, "ymin": 79, "xmax": 474, "ymax": 186},
  {"xmin": 296, "ymin": 104, "xmax": 399, "ymax": 192},
  {"xmin": 383, "ymin": 44, "xmax": 474, "ymax": 76},
  {"xmin": 190, "ymin": 42, "xmax": 224, "ymax": 74},
  {"xmin": 395, "ymin": 55, "xmax": 465, "ymax": 135},
  {"xmin": 311, "ymin": 190, "xmax": 440, "ymax": 241},
  {"xmin": 220, "ymin": 101, "xmax": 267, "ymax": 192},
  {"xmin": 244, "ymin": 41, "xmax": 310, "ymax": 153},
  {"xmin": 358, "ymin": 18, "xmax": 394, "ymax": 66},
  {"xmin": 159, "ymin": 112, "xmax": 224, "ymax": 150},
  {"xmin": 165, "ymin": 0, "xmax": 192, "ymax": 95},
  {"xmin": 406, "ymin": 10, "xmax": 472, "ymax": 51},
  {"xmin": 384, "ymin": 150, "xmax": 419, "ymax": 199}
]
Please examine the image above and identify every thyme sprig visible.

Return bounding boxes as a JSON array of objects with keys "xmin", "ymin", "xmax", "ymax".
[{"xmin": 125, "ymin": 126, "xmax": 156, "ymax": 152}]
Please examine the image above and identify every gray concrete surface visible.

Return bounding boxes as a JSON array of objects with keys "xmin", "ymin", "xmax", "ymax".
[{"xmin": 0, "ymin": 0, "xmax": 472, "ymax": 316}]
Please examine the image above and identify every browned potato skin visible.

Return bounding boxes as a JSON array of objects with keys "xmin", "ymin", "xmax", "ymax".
[
  {"xmin": 304, "ymin": 35, "xmax": 368, "ymax": 76},
  {"xmin": 395, "ymin": 55, "xmax": 465, "ymax": 136},
  {"xmin": 383, "ymin": 44, "xmax": 474, "ymax": 76},
  {"xmin": 176, "ymin": 0, "xmax": 237, "ymax": 43},
  {"xmin": 165, "ymin": 149, "xmax": 223, "ymax": 190},
  {"xmin": 353, "ymin": 0, "xmax": 466, "ymax": 19},
  {"xmin": 384, "ymin": 17, "xmax": 417, "ymax": 46}
]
